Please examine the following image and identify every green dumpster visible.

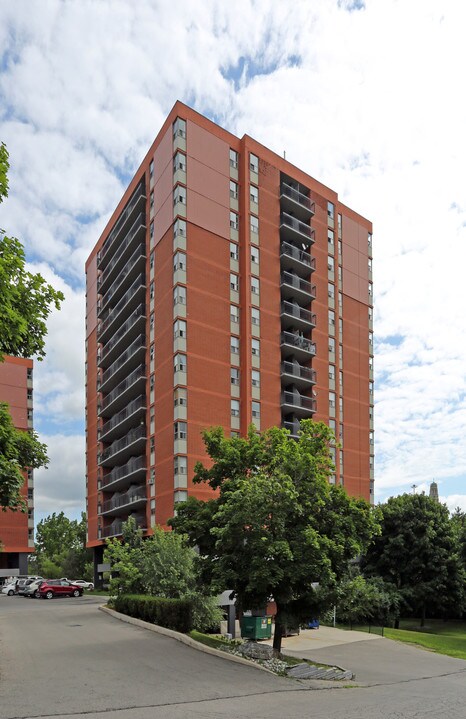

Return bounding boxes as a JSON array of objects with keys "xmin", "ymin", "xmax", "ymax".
[{"xmin": 241, "ymin": 615, "xmax": 272, "ymax": 640}]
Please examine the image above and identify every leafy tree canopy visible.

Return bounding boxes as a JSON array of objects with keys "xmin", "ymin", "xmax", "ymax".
[
  {"xmin": 33, "ymin": 511, "xmax": 92, "ymax": 579},
  {"xmin": 363, "ymin": 493, "xmax": 465, "ymax": 625},
  {"xmin": 169, "ymin": 421, "xmax": 379, "ymax": 652},
  {"xmin": 0, "ymin": 402, "xmax": 48, "ymax": 511}
]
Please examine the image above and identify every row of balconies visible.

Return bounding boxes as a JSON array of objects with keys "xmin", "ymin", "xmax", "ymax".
[
  {"xmin": 100, "ymin": 364, "xmax": 146, "ymax": 417},
  {"xmin": 101, "ymin": 514, "xmax": 146, "ymax": 539},
  {"xmin": 100, "ymin": 243, "xmax": 146, "ymax": 312},
  {"xmin": 100, "ymin": 335, "xmax": 146, "ymax": 393},
  {"xmin": 101, "ymin": 456, "xmax": 146, "ymax": 492},
  {"xmin": 99, "ymin": 304, "xmax": 146, "ymax": 369},
  {"xmin": 98, "ymin": 183, "xmax": 146, "ymax": 269},
  {"xmin": 101, "ymin": 487, "xmax": 147, "ymax": 517},
  {"xmin": 98, "ymin": 275, "xmax": 146, "ymax": 344},
  {"xmin": 100, "ymin": 395, "xmax": 146, "ymax": 443},
  {"xmin": 99, "ymin": 424, "xmax": 146, "ymax": 468}
]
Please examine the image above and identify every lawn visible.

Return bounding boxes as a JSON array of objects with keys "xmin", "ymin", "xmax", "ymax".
[{"xmin": 385, "ymin": 620, "xmax": 466, "ymax": 660}]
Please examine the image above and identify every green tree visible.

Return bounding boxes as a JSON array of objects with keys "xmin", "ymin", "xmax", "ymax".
[
  {"xmin": 332, "ymin": 571, "xmax": 400, "ymax": 626},
  {"xmin": 0, "ymin": 143, "xmax": 64, "ymax": 510},
  {"xmin": 363, "ymin": 494, "xmax": 465, "ymax": 626},
  {"xmin": 0, "ymin": 402, "xmax": 49, "ymax": 511},
  {"xmin": 170, "ymin": 421, "xmax": 379, "ymax": 653},
  {"xmin": 451, "ymin": 508, "xmax": 466, "ymax": 569},
  {"xmin": 35, "ymin": 511, "xmax": 92, "ymax": 579}
]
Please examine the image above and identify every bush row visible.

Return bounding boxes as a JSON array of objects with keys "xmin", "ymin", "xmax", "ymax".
[{"xmin": 112, "ymin": 594, "xmax": 193, "ymax": 633}]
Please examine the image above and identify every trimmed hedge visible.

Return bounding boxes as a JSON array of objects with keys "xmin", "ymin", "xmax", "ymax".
[{"xmin": 112, "ymin": 594, "xmax": 193, "ymax": 633}]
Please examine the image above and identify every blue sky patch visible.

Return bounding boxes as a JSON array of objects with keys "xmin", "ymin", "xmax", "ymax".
[{"xmin": 221, "ymin": 53, "xmax": 301, "ymax": 91}]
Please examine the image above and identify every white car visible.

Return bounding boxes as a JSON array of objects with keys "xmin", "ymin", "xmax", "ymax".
[
  {"xmin": 71, "ymin": 580, "xmax": 94, "ymax": 590},
  {"xmin": 1, "ymin": 582, "xmax": 17, "ymax": 596}
]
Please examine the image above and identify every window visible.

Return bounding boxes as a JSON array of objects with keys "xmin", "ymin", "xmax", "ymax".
[
  {"xmin": 231, "ymin": 399, "xmax": 240, "ymax": 417},
  {"xmin": 338, "ymin": 213, "xmax": 342, "ymax": 233},
  {"xmin": 150, "ymin": 344, "xmax": 155, "ymax": 362},
  {"xmin": 329, "ymin": 392, "xmax": 336, "ymax": 409},
  {"xmin": 369, "ymin": 331, "xmax": 373, "ymax": 347},
  {"xmin": 327, "ymin": 201, "xmax": 335, "ymax": 221},
  {"xmin": 149, "ymin": 160, "xmax": 154, "ymax": 178},
  {"xmin": 252, "ymin": 401, "xmax": 260, "ymax": 418},
  {"xmin": 230, "ymin": 180, "xmax": 238, "ymax": 199},
  {"xmin": 174, "ymin": 185, "xmax": 186, "ymax": 205},
  {"xmin": 251, "ymin": 277, "xmax": 260, "ymax": 295},
  {"xmin": 368, "ymin": 283, "xmax": 373, "ymax": 297},
  {"xmin": 369, "ymin": 381, "xmax": 374, "ymax": 397},
  {"xmin": 230, "ymin": 273, "xmax": 239, "ymax": 292},
  {"xmin": 28, "ymin": 488, "xmax": 33, "ymax": 500},
  {"xmin": 174, "ymin": 319, "xmax": 187, "ymax": 339},
  {"xmin": 174, "ymin": 353, "xmax": 187, "ymax": 373},
  {"xmin": 250, "ymin": 215, "xmax": 259, "ymax": 234},
  {"xmin": 27, "ymin": 368, "xmax": 33, "ymax": 380},
  {"xmin": 229, "ymin": 148, "xmax": 238, "ymax": 168},
  {"xmin": 150, "ymin": 220, "xmax": 154, "ymax": 240},
  {"xmin": 173, "ymin": 151, "xmax": 186, "ymax": 172},
  {"xmin": 368, "ymin": 257, "xmax": 372, "ymax": 272},
  {"xmin": 250, "ymin": 153, "xmax": 259, "ymax": 173},
  {"xmin": 174, "ymin": 421, "xmax": 187, "ymax": 440},
  {"xmin": 251, "ymin": 246, "xmax": 259, "ymax": 265},
  {"xmin": 328, "ymin": 229, "xmax": 334, "ymax": 251},
  {"xmin": 150, "ymin": 190, "xmax": 154, "ymax": 209},
  {"xmin": 150, "ymin": 251, "xmax": 155, "ymax": 271},
  {"xmin": 328, "ymin": 282, "xmax": 335, "ymax": 300},
  {"xmin": 230, "ymin": 305, "xmax": 239, "ymax": 323},
  {"xmin": 150, "ymin": 281, "xmax": 154, "ymax": 300},
  {"xmin": 174, "ymin": 490, "xmax": 188, "ymax": 503},
  {"xmin": 328, "ymin": 310, "xmax": 335, "ymax": 326},
  {"xmin": 328, "ymin": 255, "xmax": 335, "ymax": 273},
  {"xmin": 329, "ymin": 419, "xmax": 336, "ymax": 432},
  {"xmin": 27, "ymin": 389, "xmax": 33, "ymax": 401},
  {"xmin": 339, "ymin": 370, "xmax": 343, "ymax": 389},
  {"xmin": 230, "ymin": 211, "xmax": 238, "ymax": 230},
  {"xmin": 338, "ymin": 265, "xmax": 342, "ymax": 283},
  {"xmin": 173, "ymin": 251, "xmax": 186, "ymax": 272},
  {"xmin": 250, "ymin": 185, "xmax": 258, "ymax": 204},
  {"xmin": 174, "ymin": 218, "xmax": 186, "ymax": 238},
  {"xmin": 251, "ymin": 307, "xmax": 260, "ymax": 326},
  {"xmin": 231, "ymin": 368, "xmax": 240, "ymax": 385},
  {"xmin": 339, "ymin": 344, "xmax": 343, "ymax": 363},
  {"xmin": 329, "ymin": 365, "xmax": 336, "ymax": 381},
  {"xmin": 231, "ymin": 336, "xmax": 240, "ymax": 354},
  {"xmin": 339, "ymin": 318, "xmax": 343, "ymax": 335},
  {"xmin": 369, "ymin": 306, "xmax": 373, "ymax": 322},
  {"xmin": 369, "ymin": 431, "xmax": 374, "ymax": 446},
  {"xmin": 174, "ymin": 387, "xmax": 187, "ymax": 406},
  {"xmin": 173, "ymin": 285, "xmax": 186, "ymax": 305},
  {"xmin": 230, "ymin": 242, "xmax": 238, "ymax": 261},
  {"xmin": 173, "ymin": 117, "xmax": 186, "ymax": 139},
  {"xmin": 369, "ymin": 356, "xmax": 374, "ymax": 371},
  {"xmin": 252, "ymin": 370, "xmax": 260, "ymax": 387},
  {"xmin": 328, "ymin": 337, "xmax": 335, "ymax": 353},
  {"xmin": 368, "ymin": 233, "xmax": 373, "ymax": 252},
  {"xmin": 252, "ymin": 338, "xmax": 260, "ymax": 356},
  {"xmin": 150, "ymin": 374, "xmax": 155, "ymax": 391},
  {"xmin": 174, "ymin": 456, "xmax": 187, "ymax": 475}
]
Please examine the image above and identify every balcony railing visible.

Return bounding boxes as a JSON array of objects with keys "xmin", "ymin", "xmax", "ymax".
[
  {"xmin": 99, "ymin": 274, "xmax": 145, "ymax": 334},
  {"xmin": 100, "ymin": 243, "xmax": 145, "ymax": 312},
  {"xmin": 280, "ymin": 183, "xmax": 315, "ymax": 215},
  {"xmin": 101, "ymin": 335, "xmax": 146, "ymax": 388},
  {"xmin": 101, "ymin": 395, "xmax": 146, "ymax": 439},
  {"xmin": 280, "ymin": 212, "xmax": 315, "ymax": 242},
  {"xmin": 281, "ymin": 271, "xmax": 316, "ymax": 300},
  {"xmin": 281, "ymin": 391, "xmax": 316, "ymax": 413},
  {"xmin": 101, "ymin": 365, "xmax": 146, "ymax": 412},
  {"xmin": 100, "ymin": 425, "xmax": 146, "ymax": 464},
  {"xmin": 102, "ymin": 514, "xmax": 146, "ymax": 538},
  {"xmin": 282, "ymin": 420, "xmax": 301, "ymax": 437},
  {"xmin": 281, "ymin": 361, "xmax": 316, "ymax": 384},
  {"xmin": 102, "ymin": 456, "xmax": 146, "ymax": 489},
  {"xmin": 100, "ymin": 304, "xmax": 145, "ymax": 365},
  {"xmin": 280, "ymin": 242, "xmax": 315, "ymax": 270},
  {"xmin": 281, "ymin": 331, "xmax": 316, "ymax": 355},
  {"xmin": 99, "ymin": 184, "xmax": 146, "ymax": 266},
  {"xmin": 102, "ymin": 490, "xmax": 147, "ymax": 514},
  {"xmin": 281, "ymin": 301, "xmax": 316, "ymax": 327}
]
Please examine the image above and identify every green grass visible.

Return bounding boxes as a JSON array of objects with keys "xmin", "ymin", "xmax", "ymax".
[
  {"xmin": 188, "ymin": 630, "xmax": 241, "ymax": 651},
  {"xmin": 385, "ymin": 620, "xmax": 466, "ymax": 660}
]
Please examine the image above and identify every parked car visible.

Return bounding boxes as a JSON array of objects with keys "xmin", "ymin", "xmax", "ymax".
[
  {"xmin": 22, "ymin": 580, "xmax": 44, "ymax": 598},
  {"xmin": 17, "ymin": 577, "xmax": 44, "ymax": 596},
  {"xmin": 1, "ymin": 582, "xmax": 17, "ymax": 596},
  {"xmin": 70, "ymin": 580, "xmax": 94, "ymax": 590},
  {"xmin": 38, "ymin": 580, "xmax": 83, "ymax": 599}
]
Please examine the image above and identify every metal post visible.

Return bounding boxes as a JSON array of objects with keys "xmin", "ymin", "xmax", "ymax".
[
  {"xmin": 333, "ymin": 605, "xmax": 336, "ymax": 627},
  {"xmin": 227, "ymin": 604, "xmax": 236, "ymax": 639}
]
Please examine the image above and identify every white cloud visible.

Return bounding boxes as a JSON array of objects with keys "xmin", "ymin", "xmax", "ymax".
[
  {"xmin": 1, "ymin": 0, "xmax": 466, "ymax": 517},
  {"xmin": 34, "ymin": 433, "xmax": 85, "ymax": 515}
]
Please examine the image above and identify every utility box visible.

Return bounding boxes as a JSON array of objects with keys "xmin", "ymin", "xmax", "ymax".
[{"xmin": 241, "ymin": 615, "xmax": 272, "ymax": 640}]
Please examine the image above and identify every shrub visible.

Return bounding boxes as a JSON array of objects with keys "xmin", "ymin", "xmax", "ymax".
[
  {"xmin": 113, "ymin": 594, "xmax": 193, "ymax": 633},
  {"xmin": 189, "ymin": 593, "xmax": 225, "ymax": 633}
]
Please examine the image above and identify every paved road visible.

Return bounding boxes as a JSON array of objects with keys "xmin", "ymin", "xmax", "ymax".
[{"xmin": 1, "ymin": 595, "xmax": 466, "ymax": 719}]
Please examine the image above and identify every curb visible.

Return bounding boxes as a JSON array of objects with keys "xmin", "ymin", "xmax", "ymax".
[{"xmin": 99, "ymin": 605, "xmax": 274, "ymax": 674}]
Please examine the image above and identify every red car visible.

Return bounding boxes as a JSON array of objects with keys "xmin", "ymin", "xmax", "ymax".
[{"xmin": 38, "ymin": 580, "xmax": 83, "ymax": 599}]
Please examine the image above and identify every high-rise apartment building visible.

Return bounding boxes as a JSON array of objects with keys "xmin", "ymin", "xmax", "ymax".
[
  {"xmin": 85, "ymin": 102, "xmax": 374, "ymax": 572},
  {"xmin": 0, "ymin": 356, "xmax": 35, "ymax": 578}
]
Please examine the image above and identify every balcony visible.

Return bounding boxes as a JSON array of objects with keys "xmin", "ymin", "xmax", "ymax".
[
  {"xmin": 99, "ymin": 184, "xmax": 146, "ymax": 270},
  {"xmin": 281, "ymin": 361, "xmax": 316, "ymax": 389},
  {"xmin": 280, "ymin": 212, "xmax": 315, "ymax": 245},
  {"xmin": 100, "ymin": 365, "xmax": 146, "ymax": 417},
  {"xmin": 101, "ymin": 456, "xmax": 146, "ymax": 492},
  {"xmin": 281, "ymin": 331, "xmax": 316, "ymax": 362},
  {"xmin": 100, "ymin": 243, "xmax": 146, "ymax": 312},
  {"xmin": 281, "ymin": 391, "xmax": 316, "ymax": 417},
  {"xmin": 280, "ymin": 242, "xmax": 315, "ymax": 276},
  {"xmin": 99, "ymin": 425, "xmax": 146, "ymax": 468},
  {"xmin": 282, "ymin": 419, "xmax": 301, "ymax": 438},
  {"xmin": 281, "ymin": 301, "xmax": 316, "ymax": 331},
  {"xmin": 98, "ymin": 274, "xmax": 146, "ymax": 344},
  {"xmin": 280, "ymin": 271, "xmax": 316, "ymax": 303},
  {"xmin": 99, "ymin": 304, "xmax": 146, "ymax": 369},
  {"xmin": 101, "ymin": 489, "xmax": 147, "ymax": 517},
  {"xmin": 100, "ymin": 395, "xmax": 146, "ymax": 443},
  {"xmin": 100, "ymin": 335, "xmax": 146, "ymax": 394},
  {"xmin": 99, "ymin": 213, "xmax": 146, "ymax": 295},
  {"xmin": 101, "ymin": 514, "xmax": 146, "ymax": 538},
  {"xmin": 280, "ymin": 182, "xmax": 315, "ymax": 220}
]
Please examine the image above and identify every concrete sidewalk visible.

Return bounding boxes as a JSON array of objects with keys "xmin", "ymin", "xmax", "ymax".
[{"xmin": 264, "ymin": 625, "xmax": 381, "ymax": 652}]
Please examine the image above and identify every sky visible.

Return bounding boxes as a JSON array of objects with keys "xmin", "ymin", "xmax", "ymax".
[{"xmin": 1, "ymin": 0, "xmax": 466, "ymax": 523}]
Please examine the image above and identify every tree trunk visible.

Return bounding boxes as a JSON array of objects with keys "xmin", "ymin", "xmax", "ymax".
[
  {"xmin": 394, "ymin": 617, "xmax": 400, "ymax": 629},
  {"xmin": 273, "ymin": 608, "xmax": 283, "ymax": 656},
  {"xmin": 420, "ymin": 602, "xmax": 426, "ymax": 628}
]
